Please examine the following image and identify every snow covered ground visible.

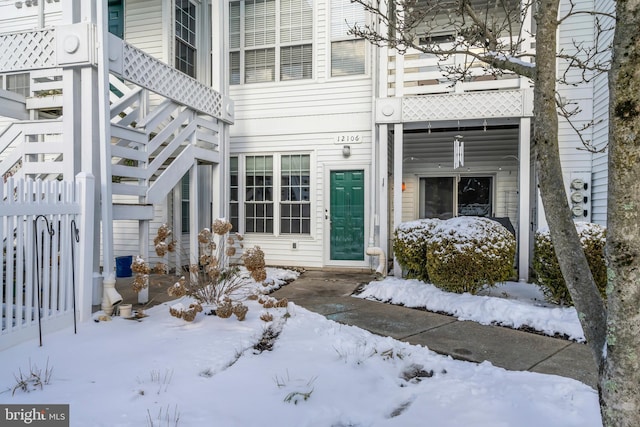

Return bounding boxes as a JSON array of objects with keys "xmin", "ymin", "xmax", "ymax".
[
  {"xmin": 356, "ymin": 277, "xmax": 585, "ymax": 341},
  {"xmin": 0, "ymin": 269, "xmax": 601, "ymax": 426}
]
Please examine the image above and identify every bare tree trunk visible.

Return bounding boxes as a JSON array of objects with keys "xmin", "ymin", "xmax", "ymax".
[
  {"xmin": 600, "ymin": 0, "xmax": 640, "ymax": 424},
  {"xmin": 533, "ymin": 0, "xmax": 607, "ymax": 368}
]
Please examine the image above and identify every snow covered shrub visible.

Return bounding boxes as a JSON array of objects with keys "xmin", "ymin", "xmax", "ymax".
[
  {"xmin": 533, "ymin": 222, "xmax": 607, "ymax": 306},
  {"xmin": 425, "ymin": 217, "xmax": 516, "ymax": 294},
  {"xmin": 393, "ymin": 219, "xmax": 440, "ymax": 281}
]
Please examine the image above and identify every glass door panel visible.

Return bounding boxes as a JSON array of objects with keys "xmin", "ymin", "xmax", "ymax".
[
  {"xmin": 422, "ymin": 177, "xmax": 454, "ymax": 219},
  {"xmin": 458, "ymin": 177, "xmax": 493, "ymax": 217}
]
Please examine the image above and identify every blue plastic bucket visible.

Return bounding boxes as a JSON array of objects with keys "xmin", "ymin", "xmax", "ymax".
[{"xmin": 115, "ymin": 255, "xmax": 133, "ymax": 278}]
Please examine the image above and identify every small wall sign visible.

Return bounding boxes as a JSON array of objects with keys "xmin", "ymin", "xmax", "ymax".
[{"xmin": 334, "ymin": 133, "xmax": 362, "ymax": 144}]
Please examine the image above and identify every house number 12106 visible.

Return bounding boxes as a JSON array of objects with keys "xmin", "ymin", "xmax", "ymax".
[{"xmin": 336, "ymin": 134, "xmax": 361, "ymax": 143}]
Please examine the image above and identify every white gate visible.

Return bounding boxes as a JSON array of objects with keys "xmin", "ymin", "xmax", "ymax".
[{"xmin": 1, "ymin": 178, "xmax": 81, "ymax": 350}]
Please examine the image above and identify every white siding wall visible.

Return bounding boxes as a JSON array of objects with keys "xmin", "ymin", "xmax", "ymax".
[
  {"xmin": 229, "ymin": 0, "xmax": 375, "ymax": 267},
  {"xmin": 590, "ymin": 0, "xmax": 615, "ymax": 225},
  {"xmin": 124, "ymin": 0, "xmax": 167, "ymax": 63},
  {"xmin": 231, "ymin": 128, "xmax": 372, "ymax": 268},
  {"xmin": 555, "ymin": 0, "xmax": 597, "ymax": 223},
  {"xmin": 0, "ymin": 2, "xmax": 62, "ymax": 33}
]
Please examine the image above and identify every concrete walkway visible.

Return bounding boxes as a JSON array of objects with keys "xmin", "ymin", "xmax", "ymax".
[{"xmin": 271, "ymin": 270, "xmax": 598, "ymax": 388}]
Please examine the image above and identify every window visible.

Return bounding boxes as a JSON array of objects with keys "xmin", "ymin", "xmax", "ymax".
[
  {"xmin": 458, "ymin": 177, "xmax": 492, "ymax": 217},
  {"xmin": 229, "ymin": 0, "xmax": 313, "ymax": 84},
  {"xmin": 231, "ymin": 154, "xmax": 312, "ymax": 235},
  {"xmin": 230, "ymin": 157, "xmax": 240, "ymax": 232},
  {"xmin": 419, "ymin": 176, "xmax": 493, "ymax": 219},
  {"xmin": 175, "ymin": 0, "xmax": 197, "ymax": 77},
  {"xmin": 245, "ymin": 156, "xmax": 274, "ymax": 233},
  {"xmin": 280, "ymin": 154, "xmax": 311, "ymax": 233},
  {"xmin": 181, "ymin": 173, "xmax": 190, "ymax": 233},
  {"xmin": 330, "ymin": 0, "xmax": 365, "ymax": 77},
  {"xmin": 6, "ymin": 73, "xmax": 30, "ymax": 97}
]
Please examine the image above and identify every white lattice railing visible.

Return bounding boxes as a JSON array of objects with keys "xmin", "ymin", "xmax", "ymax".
[
  {"xmin": 402, "ymin": 90, "xmax": 531, "ymax": 122},
  {"xmin": 110, "ymin": 34, "xmax": 229, "ymax": 122},
  {"xmin": 0, "ymin": 29, "xmax": 56, "ymax": 71}
]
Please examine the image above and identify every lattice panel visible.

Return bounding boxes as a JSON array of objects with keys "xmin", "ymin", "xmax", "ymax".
[
  {"xmin": 403, "ymin": 90, "xmax": 525, "ymax": 122},
  {"xmin": 122, "ymin": 43, "xmax": 223, "ymax": 120},
  {"xmin": 0, "ymin": 30, "xmax": 56, "ymax": 71}
]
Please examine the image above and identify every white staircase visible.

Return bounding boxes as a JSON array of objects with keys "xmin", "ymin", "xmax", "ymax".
[{"xmin": 0, "ymin": 70, "xmax": 221, "ymax": 223}]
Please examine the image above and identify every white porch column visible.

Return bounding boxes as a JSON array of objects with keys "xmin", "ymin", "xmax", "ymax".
[
  {"xmin": 137, "ymin": 220, "xmax": 149, "ymax": 304},
  {"xmin": 211, "ymin": 0, "xmax": 229, "ymax": 221},
  {"xmin": 518, "ymin": 117, "xmax": 531, "ymax": 281},
  {"xmin": 189, "ymin": 165, "xmax": 199, "ymax": 282},
  {"xmin": 96, "ymin": 0, "xmax": 115, "ymax": 280},
  {"xmin": 378, "ymin": 124, "xmax": 389, "ymax": 258},
  {"xmin": 173, "ymin": 186, "xmax": 182, "ymax": 275},
  {"xmin": 393, "ymin": 123, "xmax": 404, "ymax": 277},
  {"xmin": 76, "ymin": 172, "xmax": 95, "ymax": 321}
]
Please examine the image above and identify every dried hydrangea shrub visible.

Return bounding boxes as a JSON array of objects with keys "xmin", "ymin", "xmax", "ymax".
[
  {"xmin": 132, "ymin": 274, "xmax": 148, "ymax": 293},
  {"xmin": 216, "ymin": 301, "xmax": 233, "ymax": 318},
  {"xmin": 131, "ymin": 256, "xmax": 150, "ymax": 274},
  {"xmin": 232, "ymin": 303, "xmax": 248, "ymax": 321},
  {"xmin": 153, "ymin": 262, "xmax": 168, "ymax": 274}
]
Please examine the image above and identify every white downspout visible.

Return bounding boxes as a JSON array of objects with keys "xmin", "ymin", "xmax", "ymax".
[
  {"xmin": 367, "ymin": 3, "xmax": 386, "ymax": 276},
  {"xmin": 366, "ymin": 246, "xmax": 387, "ymax": 277},
  {"xmin": 97, "ymin": 0, "xmax": 122, "ymax": 313},
  {"xmin": 101, "ymin": 274, "xmax": 122, "ymax": 315}
]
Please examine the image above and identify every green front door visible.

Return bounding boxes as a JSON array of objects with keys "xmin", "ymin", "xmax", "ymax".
[{"xmin": 330, "ymin": 170, "xmax": 365, "ymax": 260}]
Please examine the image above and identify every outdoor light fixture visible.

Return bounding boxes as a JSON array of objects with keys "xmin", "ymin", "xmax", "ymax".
[
  {"xmin": 342, "ymin": 145, "xmax": 351, "ymax": 158},
  {"xmin": 402, "ymin": 182, "xmax": 407, "ymax": 192},
  {"xmin": 453, "ymin": 135, "xmax": 464, "ymax": 169}
]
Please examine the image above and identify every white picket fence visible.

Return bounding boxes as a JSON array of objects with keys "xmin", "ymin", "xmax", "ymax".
[{"xmin": 1, "ymin": 177, "xmax": 91, "ymax": 350}]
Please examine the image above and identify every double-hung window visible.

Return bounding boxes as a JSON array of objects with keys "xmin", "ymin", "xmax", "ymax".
[
  {"xmin": 245, "ymin": 155, "xmax": 274, "ymax": 233},
  {"xmin": 232, "ymin": 154, "xmax": 312, "ymax": 235},
  {"xmin": 330, "ymin": 0, "xmax": 366, "ymax": 77},
  {"xmin": 280, "ymin": 154, "xmax": 311, "ymax": 234},
  {"xmin": 175, "ymin": 0, "xmax": 197, "ymax": 77},
  {"xmin": 230, "ymin": 157, "xmax": 240, "ymax": 232},
  {"xmin": 229, "ymin": 0, "xmax": 313, "ymax": 84}
]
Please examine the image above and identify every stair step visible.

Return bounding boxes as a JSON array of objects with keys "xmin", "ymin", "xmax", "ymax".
[
  {"xmin": 111, "ymin": 123, "xmax": 147, "ymax": 144},
  {"xmin": 113, "ymin": 203, "xmax": 154, "ymax": 221},
  {"xmin": 26, "ymin": 95, "xmax": 63, "ymax": 111}
]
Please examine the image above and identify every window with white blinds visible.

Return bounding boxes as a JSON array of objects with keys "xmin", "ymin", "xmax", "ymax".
[
  {"xmin": 229, "ymin": 0, "xmax": 313, "ymax": 84},
  {"xmin": 245, "ymin": 0, "xmax": 276, "ymax": 47},
  {"xmin": 330, "ymin": 0, "xmax": 366, "ymax": 77}
]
